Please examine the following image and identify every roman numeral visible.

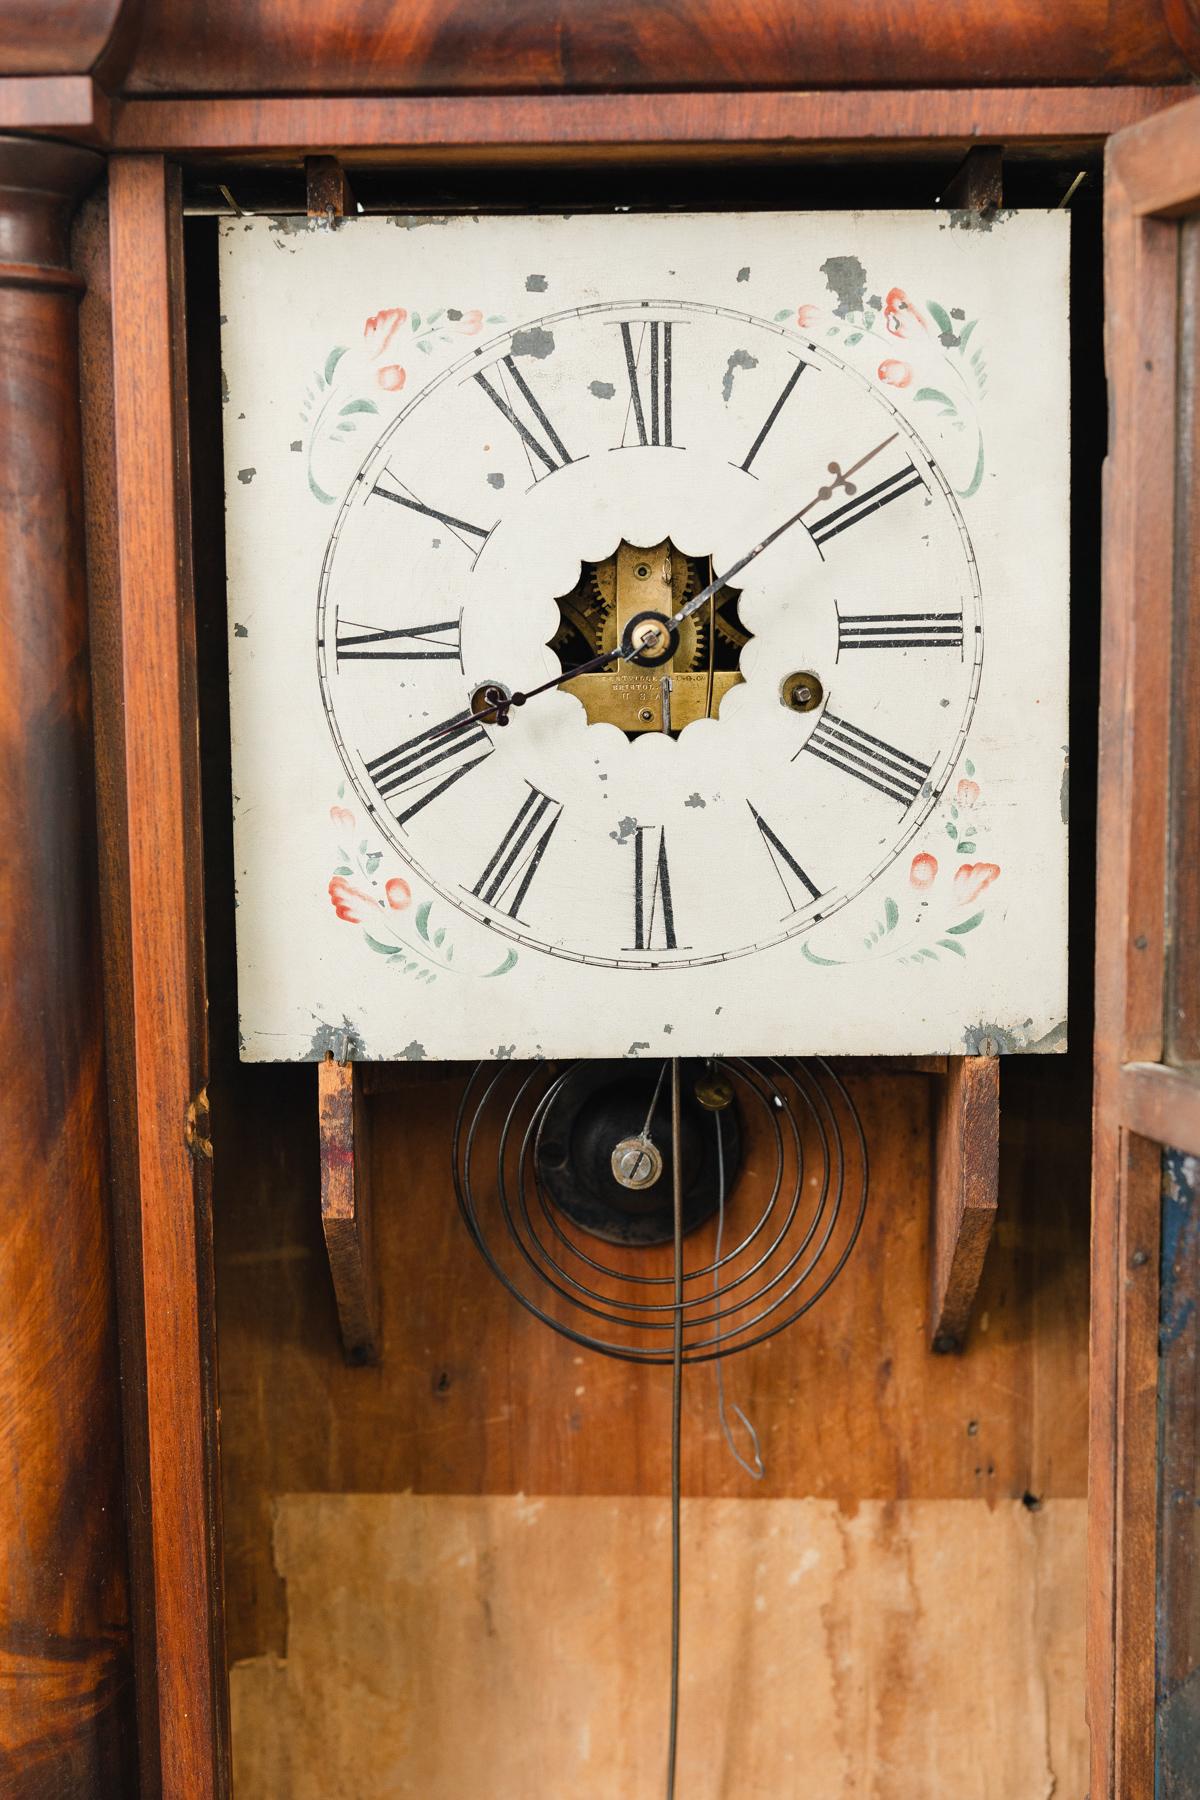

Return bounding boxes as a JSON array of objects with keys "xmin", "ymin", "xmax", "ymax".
[
  {"xmin": 800, "ymin": 712, "xmax": 931, "ymax": 808},
  {"xmin": 738, "ymin": 360, "xmax": 807, "ymax": 473},
  {"xmin": 837, "ymin": 609, "xmax": 963, "ymax": 653},
  {"xmin": 807, "ymin": 464, "xmax": 924, "ymax": 550},
  {"xmin": 619, "ymin": 320, "xmax": 674, "ymax": 446},
  {"xmin": 369, "ymin": 476, "xmax": 490, "ymax": 550},
  {"xmin": 336, "ymin": 618, "xmax": 461, "ymax": 662},
  {"xmin": 747, "ymin": 804, "xmax": 821, "ymax": 913},
  {"xmin": 471, "ymin": 784, "xmax": 563, "ymax": 921},
  {"xmin": 629, "ymin": 826, "xmax": 678, "ymax": 952},
  {"xmin": 474, "ymin": 356, "xmax": 573, "ymax": 476},
  {"xmin": 366, "ymin": 713, "xmax": 493, "ymax": 826}
]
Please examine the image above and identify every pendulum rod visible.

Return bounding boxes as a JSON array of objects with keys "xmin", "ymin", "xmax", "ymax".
[{"xmin": 666, "ymin": 1056, "xmax": 683, "ymax": 1800}]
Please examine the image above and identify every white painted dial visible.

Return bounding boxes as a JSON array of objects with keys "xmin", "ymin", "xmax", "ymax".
[{"xmin": 318, "ymin": 300, "xmax": 982, "ymax": 969}]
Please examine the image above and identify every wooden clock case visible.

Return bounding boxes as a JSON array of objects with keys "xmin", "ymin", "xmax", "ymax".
[{"xmin": 1, "ymin": 4, "xmax": 1198, "ymax": 1794}]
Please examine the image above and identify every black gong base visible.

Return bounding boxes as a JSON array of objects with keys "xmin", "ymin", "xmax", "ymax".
[{"xmin": 533, "ymin": 1059, "xmax": 742, "ymax": 1247}]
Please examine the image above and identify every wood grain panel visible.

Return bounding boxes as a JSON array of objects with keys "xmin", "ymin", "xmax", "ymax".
[
  {"xmin": 230, "ymin": 1492, "xmax": 1087, "ymax": 1798},
  {"xmin": 111, "ymin": 86, "xmax": 1188, "ymax": 159},
  {"xmin": 101, "ymin": 154, "xmax": 229, "ymax": 1799},
  {"xmin": 122, "ymin": 0, "xmax": 1196, "ymax": 95}
]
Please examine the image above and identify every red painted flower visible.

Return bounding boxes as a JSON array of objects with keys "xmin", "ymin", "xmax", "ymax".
[
  {"xmin": 329, "ymin": 875, "xmax": 380, "ymax": 925},
  {"xmin": 953, "ymin": 862, "xmax": 1000, "ymax": 905},
  {"xmin": 956, "ymin": 778, "xmax": 980, "ymax": 808},
  {"xmin": 795, "ymin": 304, "xmax": 821, "ymax": 329},
  {"xmin": 363, "ymin": 307, "xmax": 407, "ymax": 358},
  {"xmin": 377, "ymin": 364, "xmax": 407, "ymax": 392},
  {"xmin": 385, "ymin": 877, "xmax": 412, "ymax": 911},
  {"xmin": 877, "ymin": 358, "xmax": 912, "ymax": 389},
  {"xmin": 910, "ymin": 852, "xmax": 938, "ymax": 890},
  {"xmin": 883, "ymin": 288, "xmax": 929, "ymax": 339},
  {"xmin": 330, "ymin": 804, "xmax": 355, "ymax": 832},
  {"xmin": 456, "ymin": 309, "xmax": 484, "ymax": 335}
]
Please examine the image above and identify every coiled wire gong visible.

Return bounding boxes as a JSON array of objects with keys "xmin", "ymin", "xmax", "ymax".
[{"xmin": 453, "ymin": 1056, "xmax": 868, "ymax": 1366}]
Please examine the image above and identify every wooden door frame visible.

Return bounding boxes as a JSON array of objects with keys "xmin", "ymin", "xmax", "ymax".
[
  {"xmin": 81, "ymin": 89, "xmax": 1191, "ymax": 1797},
  {"xmin": 1090, "ymin": 90, "xmax": 1200, "ymax": 1800}
]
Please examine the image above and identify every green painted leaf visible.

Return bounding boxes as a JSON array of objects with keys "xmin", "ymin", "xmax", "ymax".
[
  {"xmin": 826, "ymin": 327, "xmax": 839, "ymax": 337},
  {"xmin": 802, "ymin": 942, "xmax": 842, "ymax": 967},
  {"xmin": 964, "ymin": 759, "xmax": 975, "ymax": 777},
  {"xmin": 337, "ymin": 782, "xmax": 345, "ymax": 799},
  {"xmin": 947, "ymin": 910, "xmax": 984, "ymax": 935},
  {"xmin": 333, "ymin": 864, "xmax": 352, "ymax": 877},
  {"xmin": 845, "ymin": 332, "xmax": 862, "ymax": 346},
  {"xmin": 950, "ymin": 804, "xmax": 959, "ymax": 819},
  {"xmin": 365, "ymin": 851, "xmax": 382, "ymax": 874},
  {"xmin": 339, "ymin": 398, "xmax": 379, "ymax": 416},
  {"xmin": 418, "ymin": 338, "xmax": 434, "ymax": 354},
  {"xmin": 914, "ymin": 386, "xmax": 956, "ymax": 413},
  {"xmin": 484, "ymin": 948, "xmax": 519, "ymax": 978},
  {"xmin": 927, "ymin": 300, "xmax": 954, "ymax": 336},
  {"xmin": 410, "ymin": 312, "xmax": 421, "ymax": 332},
  {"xmin": 433, "ymin": 927, "xmax": 445, "ymax": 948},
  {"xmin": 956, "ymin": 434, "xmax": 986, "ymax": 501},
  {"xmin": 774, "ymin": 308, "xmax": 793, "ymax": 321},
  {"xmin": 414, "ymin": 899, "xmax": 433, "ymax": 943},
  {"xmin": 363, "ymin": 932, "xmax": 400, "ymax": 956},
  {"xmin": 938, "ymin": 937, "xmax": 967, "ymax": 956},
  {"xmin": 308, "ymin": 470, "xmax": 337, "ymax": 505},
  {"xmin": 957, "ymin": 319, "xmax": 978, "ymax": 355},
  {"xmin": 324, "ymin": 345, "xmax": 348, "ymax": 384},
  {"xmin": 918, "ymin": 947, "xmax": 939, "ymax": 961},
  {"xmin": 946, "ymin": 823, "xmax": 958, "ymax": 840},
  {"xmin": 862, "ymin": 310, "xmax": 876, "ymax": 331},
  {"xmin": 884, "ymin": 896, "xmax": 899, "ymax": 932},
  {"xmin": 957, "ymin": 840, "xmax": 976, "ymax": 855}
]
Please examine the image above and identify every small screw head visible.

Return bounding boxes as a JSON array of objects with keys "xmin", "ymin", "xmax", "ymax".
[
  {"xmin": 638, "ymin": 707, "xmax": 655, "ymax": 722},
  {"xmin": 781, "ymin": 670, "xmax": 824, "ymax": 714}
]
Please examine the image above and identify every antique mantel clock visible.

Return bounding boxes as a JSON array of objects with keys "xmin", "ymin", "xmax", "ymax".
[{"xmin": 221, "ymin": 208, "xmax": 1068, "ymax": 1063}]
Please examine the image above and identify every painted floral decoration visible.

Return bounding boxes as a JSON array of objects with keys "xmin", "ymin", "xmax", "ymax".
[
  {"xmin": 300, "ymin": 303, "xmax": 504, "ymax": 504},
  {"xmin": 326, "ymin": 793, "xmax": 517, "ymax": 980},
  {"xmin": 776, "ymin": 270, "xmax": 989, "ymax": 499},
  {"xmin": 802, "ymin": 760, "xmax": 1001, "ymax": 969}
]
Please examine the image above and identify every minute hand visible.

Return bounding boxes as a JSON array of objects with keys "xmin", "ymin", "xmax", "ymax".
[{"xmin": 670, "ymin": 432, "xmax": 899, "ymax": 628}]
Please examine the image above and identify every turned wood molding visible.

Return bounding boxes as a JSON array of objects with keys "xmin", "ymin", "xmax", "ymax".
[{"xmin": 0, "ymin": 129, "xmax": 135, "ymax": 1795}]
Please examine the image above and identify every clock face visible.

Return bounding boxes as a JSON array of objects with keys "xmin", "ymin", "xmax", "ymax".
[
  {"xmin": 317, "ymin": 300, "xmax": 982, "ymax": 968},
  {"xmin": 221, "ymin": 210, "xmax": 1069, "ymax": 1061}
]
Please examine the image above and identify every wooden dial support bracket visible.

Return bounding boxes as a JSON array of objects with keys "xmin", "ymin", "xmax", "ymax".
[
  {"xmin": 929, "ymin": 1054, "xmax": 1001, "ymax": 1353},
  {"xmin": 318, "ymin": 1056, "xmax": 380, "ymax": 1364},
  {"xmin": 306, "ymin": 153, "xmax": 355, "ymax": 224}
]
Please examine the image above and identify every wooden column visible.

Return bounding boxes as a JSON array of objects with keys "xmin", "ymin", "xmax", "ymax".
[{"xmin": 0, "ymin": 136, "xmax": 135, "ymax": 1795}]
